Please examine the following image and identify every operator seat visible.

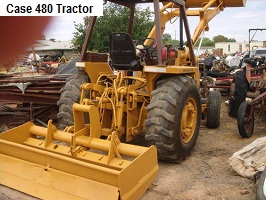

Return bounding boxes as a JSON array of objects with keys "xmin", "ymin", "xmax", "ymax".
[{"xmin": 109, "ymin": 32, "xmax": 142, "ymax": 71}]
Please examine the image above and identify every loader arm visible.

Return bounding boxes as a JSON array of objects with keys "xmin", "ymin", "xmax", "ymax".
[
  {"xmin": 190, "ymin": 0, "xmax": 225, "ymax": 45},
  {"xmin": 146, "ymin": 0, "xmax": 246, "ymax": 46}
]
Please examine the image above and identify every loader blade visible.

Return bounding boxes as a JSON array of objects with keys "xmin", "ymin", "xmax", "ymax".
[{"xmin": 0, "ymin": 122, "xmax": 159, "ymax": 200}]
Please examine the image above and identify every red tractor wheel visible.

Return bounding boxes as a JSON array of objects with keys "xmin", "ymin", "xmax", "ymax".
[{"xmin": 237, "ymin": 101, "xmax": 254, "ymax": 138}]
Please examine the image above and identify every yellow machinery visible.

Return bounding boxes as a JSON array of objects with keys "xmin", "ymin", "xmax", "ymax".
[{"xmin": 0, "ymin": 0, "xmax": 246, "ymax": 199}]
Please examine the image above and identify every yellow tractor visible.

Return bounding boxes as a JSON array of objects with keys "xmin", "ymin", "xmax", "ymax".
[{"xmin": 0, "ymin": 0, "xmax": 246, "ymax": 199}]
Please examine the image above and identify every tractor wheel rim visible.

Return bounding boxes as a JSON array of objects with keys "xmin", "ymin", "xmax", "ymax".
[{"xmin": 181, "ymin": 97, "xmax": 197, "ymax": 143}]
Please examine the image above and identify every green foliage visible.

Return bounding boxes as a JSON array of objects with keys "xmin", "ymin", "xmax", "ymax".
[
  {"xmin": 71, "ymin": 3, "xmax": 154, "ymax": 53},
  {"xmin": 228, "ymin": 38, "xmax": 236, "ymax": 42},
  {"xmin": 162, "ymin": 33, "xmax": 172, "ymax": 43},
  {"xmin": 71, "ymin": 17, "xmax": 89, "ymax": 52},
  {"xmin": 71, "ymin": 4, "xmax": 237, "ymax": 52},
  {"xmin": 213, "ymin": 35, "xmax": 227, "ymax": 42},
  {"xmin": 171, "ymin": 40, "xmax": 180, "ymax": 45},
  {"xmin": 203, "ymin": 38, "xmax": 215, "ymax": 46},
  {"xmin": 131, "ymin": 6, "xmax": 154, "ymax": 40},
  {"xmin": 212, "ymin": 35, "xmax": 236, "ymax": 43},
  {"xmin": 194, "ymin": 37, "xmax": 215, "ymax": 47},
  {"xmin": 194, "ymin": 34, "xmax": 236, "ymax": 47}
]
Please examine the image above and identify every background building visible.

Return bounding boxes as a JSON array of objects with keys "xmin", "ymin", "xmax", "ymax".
[
  {"xmin": 27, "ymin": 39, "xmax": 76, "ymax": 59},
  {"xmin": 215, "ymin": 41, "xmax": 266, "ymax": 55}
]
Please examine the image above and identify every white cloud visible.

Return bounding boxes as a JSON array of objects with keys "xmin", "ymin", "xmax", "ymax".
[{"xmin": 44, "ymin": 16, "xmax": 84, "ymax": 41}]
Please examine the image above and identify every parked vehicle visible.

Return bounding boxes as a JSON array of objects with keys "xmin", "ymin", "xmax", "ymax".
[{"xmin": 251, "ymin": 48, "xmax": 266, "ymax": 58}]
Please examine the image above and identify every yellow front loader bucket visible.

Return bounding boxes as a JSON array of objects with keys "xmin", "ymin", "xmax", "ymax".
[{"xmin": 0, "ymin": 105, "xmax": 158, "ymax": 200}]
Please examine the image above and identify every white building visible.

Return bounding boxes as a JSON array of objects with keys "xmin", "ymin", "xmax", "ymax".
[
  {"xmin": 27, "ymin": 40, "xmax": 76, "ymax": 58},
  {"xmin": 215, "ymin": 41, "xmax": 266, "ymax": 55}
]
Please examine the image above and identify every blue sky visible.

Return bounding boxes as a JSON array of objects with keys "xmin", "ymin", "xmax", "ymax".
[{"xmin": 44, "ymin": 0, "xmax": 266, "ymax": 42}]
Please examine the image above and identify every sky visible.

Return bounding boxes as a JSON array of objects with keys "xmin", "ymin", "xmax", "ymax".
[{"xmin": 44, "ymin": 0, "xmax": 266, "ymax": 43}]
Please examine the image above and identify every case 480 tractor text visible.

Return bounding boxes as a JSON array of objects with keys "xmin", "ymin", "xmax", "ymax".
[{"xmin": 0, "ymin": 0, "xmax": 246, "ymax": 199}]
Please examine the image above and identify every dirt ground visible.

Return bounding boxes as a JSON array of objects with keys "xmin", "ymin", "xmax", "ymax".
[
  {"xmin": 0, "ymin": 97, "xmax": 265, "ymax": 200},
  {"xmin": 142, "ymin": 97, "xmax": 266, "ymax": 200}
]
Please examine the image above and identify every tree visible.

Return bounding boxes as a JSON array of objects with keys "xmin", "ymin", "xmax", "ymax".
[
  {"xmin": 71, "ymin": 3, "xmax": 154, "ymax": 53},
  {"xmin": 213, "ymin": 35, "xmax": 236, "ymax": 43},
  {"xmin": 194, "ymin": 37, "xmax": 215, "ymax": 47},
  {"xmin": 202, "ymin": 37, "xmax": 215, "ymax": 46},
  {"xmin": 213, "ymin": 35, "xmax": 228, "ymax": 43},
  {"xmin": 162, "ymin": 33, "xmax": 172, "ymax": 43},
  {"xmin": 170, "ymin": 40, "xmax": 180, "ymax": 46},
  {"xmin": 228, "ymin": 38, "xmax": 236, "ymax": 42},
  {"xmin": 71, "ymin": 17, "xmax": 89, "ymax": 52}
]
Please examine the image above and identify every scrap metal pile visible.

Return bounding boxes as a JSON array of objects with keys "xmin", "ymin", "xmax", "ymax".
[{"xmin": 0, "ymin": 73, "xmax": 69, "ymax": 131}]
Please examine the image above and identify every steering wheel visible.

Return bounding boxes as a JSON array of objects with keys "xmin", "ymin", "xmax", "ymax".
[{"xmin": 135, "ymin": 38, "xmax": 157, "ymax": 51}]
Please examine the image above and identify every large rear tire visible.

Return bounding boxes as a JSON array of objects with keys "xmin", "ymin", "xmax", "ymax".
[
  {"xmin": 145, "ymin": 76, "xmax": 201, "ymax": 162},
  {"xmin": 206, "ymin": 90, "xmax": 221, "ymax": 128},
  {"xmin": 237, "ymin": 101, "xmax": 254, "ymax": 138},
  {"xmin": 228, "ymin": 70, "xmax": 249, "ymax": 118},
  {"xmin": 57, "ymin": 70, "xmax": 89, "ymax": 130}
]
